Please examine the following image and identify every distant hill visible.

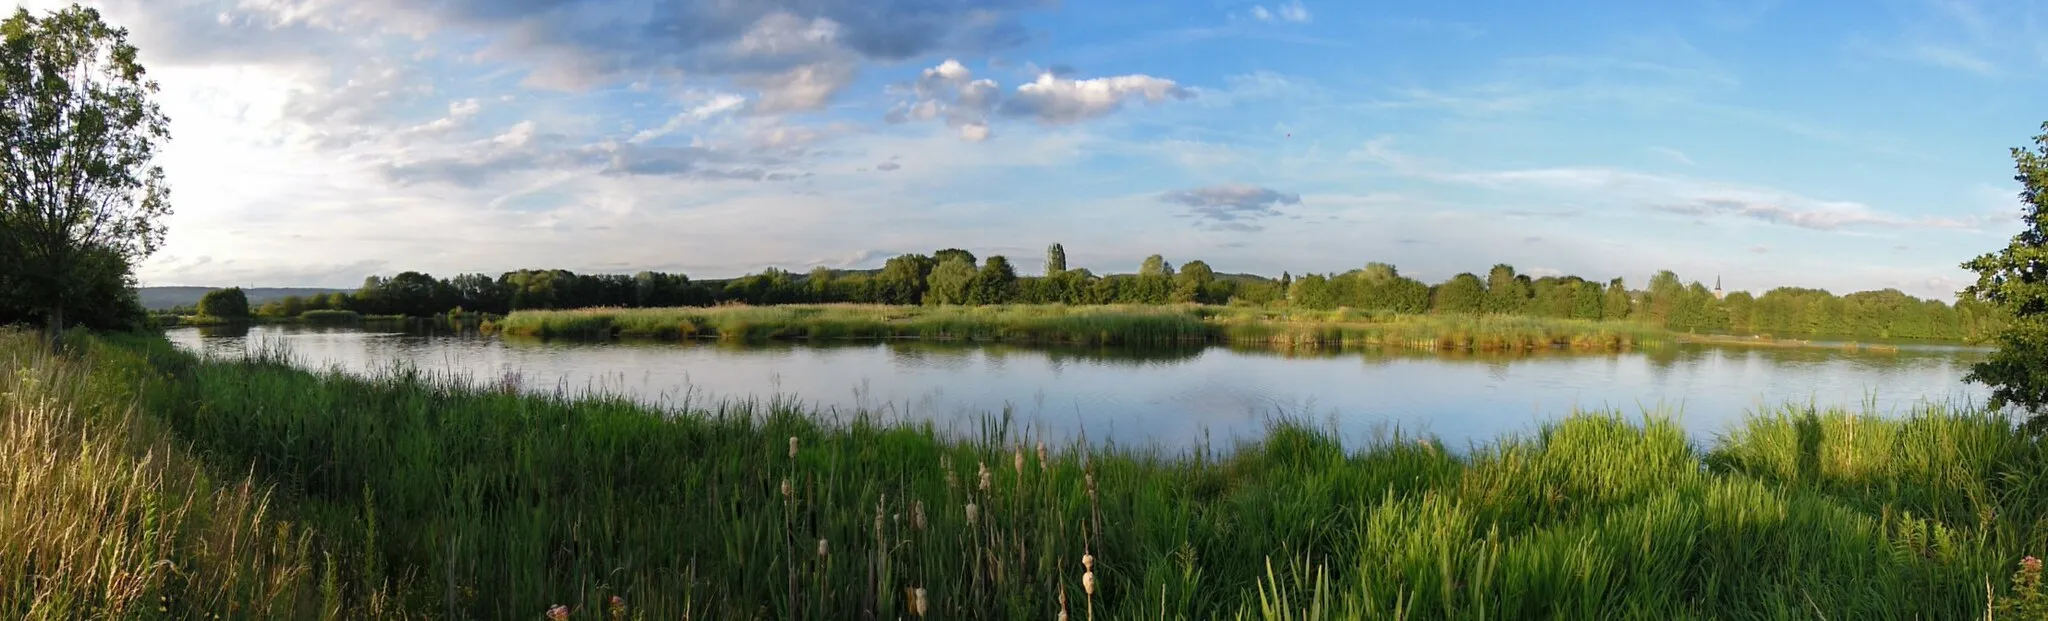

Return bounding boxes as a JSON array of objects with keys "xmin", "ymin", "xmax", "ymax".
[{"xmin": 139, "ymin": 286, "xmax": 349, "ymax": 310}]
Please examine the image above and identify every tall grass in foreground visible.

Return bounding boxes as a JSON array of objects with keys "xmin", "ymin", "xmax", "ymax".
[
  {"xmin": 489, "ymin": 304, "xmax": 1669, "ymax": 352},
  {"xmin": 9, "ymin": 331, "xmax": 2048, "ymax": 619},
  {"xmin": 0, "ymin": 331, "xmax": 404, "ymax": 619}
]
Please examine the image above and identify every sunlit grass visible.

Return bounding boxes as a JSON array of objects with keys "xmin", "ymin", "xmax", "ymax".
[
  {"xmin": 7, "ymin": 330, "xmax": 2046, "ymax": 619},
  {"xmin": 489, "ymin": 304, "xmax": 1670, "ymax": 352}
]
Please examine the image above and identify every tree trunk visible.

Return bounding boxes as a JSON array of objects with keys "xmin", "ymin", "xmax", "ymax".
[{"xmin": 44, "ymin": 304, "xmax": 63, "ymax": 351}]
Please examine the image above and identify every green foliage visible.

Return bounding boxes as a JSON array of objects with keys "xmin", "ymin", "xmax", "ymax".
[
  {"xmin": 1045, "ymin": 243, "xmax": 1067, "ymax": 274},
  {"xmin": 969, "ymin": 255, "xmax": 1020, "ymax": 305},
  {"xmin": 17, "ymin": 333, "xmax": 2048, "ymax": 619},
  {"xmin": 926, "ymin": 257, "xmax": 976, "ymax": 305},
  {"xmin": 197, "ymin": 287, "xmax": 251, "ymax": 319},
  {"xmin": 1963, "ymin": 121, "xmax": 2048, "ymax": 425},
  {"xmin": 1433, "ymin": 273, "xmax": 1487, "ymax": 314},
  {"xmin": 0, "ymin": 5, "xmax": 170, "ymax": 338}
]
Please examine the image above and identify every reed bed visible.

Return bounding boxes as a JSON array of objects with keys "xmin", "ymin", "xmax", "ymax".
[
  {"xmin": 490, "ymin": 304, "xmax": 1670, "ymax": 351},
  {"xmin": 7, "ymin": 331, "xmax": 2048, "ymax": 619}
]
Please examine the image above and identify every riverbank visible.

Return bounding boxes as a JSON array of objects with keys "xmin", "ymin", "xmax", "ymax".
[
  {"xmin": 4, "ymin": 329, "xmax": 2044, "ymax": 618},
  {"xmin": 487, "ymin": 304, "xmax": 1672, "ymax": 351}
]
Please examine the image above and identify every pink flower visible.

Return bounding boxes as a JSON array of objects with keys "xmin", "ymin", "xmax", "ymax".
[{"xmin": 546, "ymin": 604, "xmax": 570, "ymax": 620}]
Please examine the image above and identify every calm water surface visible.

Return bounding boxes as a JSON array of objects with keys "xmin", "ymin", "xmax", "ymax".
[{"xmin": 166, "ymin": 324, "xmax": 1995, "ymax": 450}]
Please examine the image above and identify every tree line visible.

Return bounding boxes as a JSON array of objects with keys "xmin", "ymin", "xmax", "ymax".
[{"xmin": 203, "ymin": 243, "xmax": 2000, "ymax": 342}]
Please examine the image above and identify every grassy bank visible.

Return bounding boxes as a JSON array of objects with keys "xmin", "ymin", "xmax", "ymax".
[
  {"xmin": 7, "ymin": 330, "xmax": 2048, "ymax": 619},
  {"xmin": 488, "ymin": 304, "xmax": 1671, "ymax": 351}
]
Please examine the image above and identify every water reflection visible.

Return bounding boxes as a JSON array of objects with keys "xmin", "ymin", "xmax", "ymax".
[{"xmin": 166, "ymin": 325, "xmax": 1993, "ymax": 452}]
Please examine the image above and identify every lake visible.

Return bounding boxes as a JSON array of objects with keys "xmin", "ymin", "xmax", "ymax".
[{"xmin": 165, "ymin": 324, "xmax": 1996, "ymax": 450}]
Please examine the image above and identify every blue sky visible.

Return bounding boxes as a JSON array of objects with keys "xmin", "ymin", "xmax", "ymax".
[{"xmin": 29, "ymin": 0, "xmax": 2047, "ymax": 300}]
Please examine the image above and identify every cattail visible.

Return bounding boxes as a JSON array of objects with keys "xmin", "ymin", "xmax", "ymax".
[
  {"xmin": 1082, "ymin": 554, "xmax": 1094, "ymax": 570},
  {"xmin": 965, "ymin": 503, "xmax": 978, "ymax": 526},
  {"xmin": 912, "ymin": 587, "xmax": 928, "ymax": 617},
  {"xmin": 1082, "ymin": 571, "xmax": 1096, "ymax": 596},
  {"xmin": 1037, "ymin": 441, "xmax": 1048, "ymax": 470},
  {"xmin": 817, "ymin": 538, "xmax": 830, "ymax": 559},
  {"xmin": 978, "ymin": 461, "xmax": 992, "ymax": 492},
  {"xmin": 789, "ymin": 436, "xmax": 800, "ymax": 459},
  {"xmin": 1013, "ymin": 444, "xmax": 1025, "ymax": 473},
  {"xmin": 912, "ymin": 500, "xmax": 927, "ymax": 531},
  {"xmin": 546, "ymin": 605, "xmax": 570, "ymax": 620}
]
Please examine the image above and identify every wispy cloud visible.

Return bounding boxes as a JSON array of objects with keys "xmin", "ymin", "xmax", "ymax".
[
  {"xmin": 1353, "ymin": 136, "xmax": 1998, "ymax": 233},
  {"xmin": 1158, "ymin": 184, "xmax": 1302, "ymax": 231},
  {"xmin": 1249, "ymin": 1, "xmax": 1312, "ymax": 23},
  {"xmin": 1650, "ymin": 146, "xmax": 1695, "ymax": 166}
]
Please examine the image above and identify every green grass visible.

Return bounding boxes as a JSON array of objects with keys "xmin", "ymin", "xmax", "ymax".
[
  {"xmin": 489, "ymin": 304, "xmax": 1671, "ymax": 352},
  {"xmin": 8, "ymin": 330, "xmax": 2048, "ymax": 619}
]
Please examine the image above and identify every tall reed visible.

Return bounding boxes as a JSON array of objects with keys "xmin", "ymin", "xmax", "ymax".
[{"xmin": 5, "ymin": 330, "xmax": 2044, "ymax": 619}]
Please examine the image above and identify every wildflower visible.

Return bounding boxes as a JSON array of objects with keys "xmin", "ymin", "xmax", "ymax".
[
  {"xmin": 912, "ymin": 587, "xmax": 928, "ymax": 617},
  {"xmin": 818, "ymin": 538, "xmax": 830, "ymax": 559},
  {"xmin": 2028, "ymin": 556, "xmax": 2044, "ymax": 574},
  {"xmin": 607, "ymin": 596, "xmax": 626, "ymax": 620},
  {"xmin": 789, "ymin": 436, "xmax": 800, "ymax": 459},
  {"xmin": 965, "ymin": 503, "xmax": 979, "ymax": 527},
  {"xmin": 546, "ymin": 605, "xmax": 570, "ymax": 620},
  {"xmin": 978, "ymin": 461, "xmax": 992, "ymax": 492}
]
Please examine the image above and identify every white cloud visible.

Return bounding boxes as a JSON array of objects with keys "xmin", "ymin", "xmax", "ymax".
[
  {"xmin": 887, "ymin": 59, "xmax": 1194, "ymax": 141},
  {"xmin": 1249, "ymin": 1, "xmax": 1311, "ymax": 23},
  {"xmin": 629, "ymin": 93, "xmax": 749, "ymax": 144}
]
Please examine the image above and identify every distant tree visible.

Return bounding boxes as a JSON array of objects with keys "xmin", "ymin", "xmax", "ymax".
[
  {"xmin": 1139, "ymin": 254, "xmax": 1174, "ymax": 278},
  {"xmin": 1172, "ymin": 260, "xmax": 1215, "ymax": 303},
  {"xmin": 1433, "ymin": 273, "xmax": 1486, "ymax": 314},
  {"xmin": 1960, "ymin": 121, "xmax": 2048, "ymax": 427},
  {"xmin": 933, "ymin": 248, "xmax": 977, "ymax": 269},
  {"xmin": 1045, "ymin": 243, "xmax": 1067, "ymax": 275},
  {"xmin": 970, "ymin": 255, "xmax": 1020, "ymax": 304},
  {"xmin": 1645, "ymin": 270, "xmax": 1684, "ymax": 325},
  {"xmin": 197, "ymin": 287, "xmax": 250, "ymax": 319},
  {"xmin": 1603, "ymin": 278, "xmax": 1631, "ymax": 320},
  {"xmin": 0, "ymin": 5, "xmax": 172, "ymax": 343},
  {"xmin": 876, "ymin": 254, "xmax": 935, "ymax": 305},
  {"xmin": 383, "ymin": 271, "xmax": 442, "ymax": 317},
  {"xmin": 1483, "ymin": 264, "xmax": 1529, "ymax": 314},
  {"xmin": 926, "ymin": 257, "xmax": 976, "ymax": 305}
]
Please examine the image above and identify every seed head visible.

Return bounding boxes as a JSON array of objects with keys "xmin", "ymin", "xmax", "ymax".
[
  {"xmin": 1082, "ymin": 553, "xmax": 1094, "ymax": 570},
  {"xmin": 818, "ymin": 538, "xmax": 830, "ymax": 559},
  {"xmin": 781, "ymin": 478, "xmax": 793, "ymax": 500},
  {"xmin": 965, "ymin": 503, "xmax": 978, "ymax": 527},
  {"xmin": 912, "ymin": 587, "xmax": 928, "ymax": 617},
  {"xmin": 1082, "ymin": 571, "xmax": 1096, "ymax": 596},
  {"xmin": 1037, "ymin": 441, "xmax": 1048, "ymax": 469},
  {"xmin": 912, "ymin": 500, "xmax": 927, "ymax": 531},
  {"xmin": 978, "ymin": 461, "xmax": 992, "ymax": 492},
  {"xmin": 1059, "ymin": 612, "xmax": 1069, "ymax": 621},
  {"xmin": 789, "ymin": 436, "xmax": 800, "ymax": 459},
  {"xmin": 1013, "ymin": 445, "xmax": 1025, "ymax": 473}
]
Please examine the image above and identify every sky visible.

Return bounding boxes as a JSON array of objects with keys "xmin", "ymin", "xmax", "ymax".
[{"xmin": 19, "ymin": 0, "xmax": 2048, "ymax": 300}]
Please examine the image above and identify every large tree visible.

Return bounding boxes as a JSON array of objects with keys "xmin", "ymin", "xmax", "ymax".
[
  {"xmin": 1961, "ymin": 121, "xmax": 2048, "ymax": 427},
  {"xmin": 0, "ymin": 5, "xmax": 170, "ymax": 343}
]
